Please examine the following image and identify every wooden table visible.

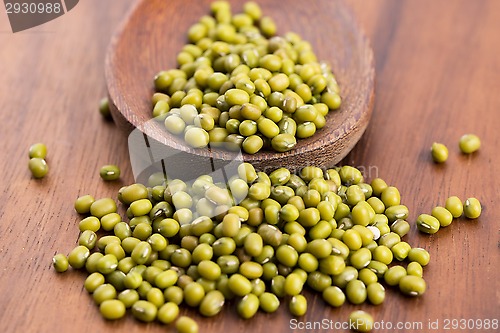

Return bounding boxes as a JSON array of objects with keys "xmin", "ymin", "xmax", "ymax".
[{"xmin": 0, "ymin": 1, "xmax": 498, "ymax": 332}]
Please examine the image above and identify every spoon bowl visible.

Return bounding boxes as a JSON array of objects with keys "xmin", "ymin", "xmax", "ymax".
[{"xmin": 105, "ymin": 0, "xmax": 375, "ymax": 173}]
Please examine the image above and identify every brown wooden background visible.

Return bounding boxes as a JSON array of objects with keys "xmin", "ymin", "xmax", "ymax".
[{"xmin": 0, "ymin": 1, "xmax": 499, "ymax": 332}]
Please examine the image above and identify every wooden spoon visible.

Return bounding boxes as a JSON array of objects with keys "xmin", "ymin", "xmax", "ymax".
[{"xmin": 105, "ymin": 0, "xmax": 374, "ymax": 176}]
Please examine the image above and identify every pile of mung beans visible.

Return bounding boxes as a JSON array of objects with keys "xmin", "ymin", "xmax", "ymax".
[
  {"xmin": 53, "ymin": 163, "xmax": 440, "ymax": 332},
  {"xmin": 49, "ymin": 2, "xmax": 485, "ymax": 332},
  {"xmin": 152, "ymin": 1, "xmax": 341, "ymax": 153}
]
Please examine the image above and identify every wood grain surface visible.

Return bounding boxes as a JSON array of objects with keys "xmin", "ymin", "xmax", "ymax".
[
  {"xmin": 0, "ymin": 1, "xmax": 499, "ymax": 332},
  {"xmin": 106, "ymin": 0, "xmax": 375, "ymax": 172}
]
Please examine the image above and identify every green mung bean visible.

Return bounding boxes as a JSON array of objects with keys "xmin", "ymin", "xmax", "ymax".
[
  {"xmin": 99, "ymin": 165, "xmax": 120, "ymax": 181},
  {"xmin": 459, "ymin": 134, "xmax": 481, "ymax": 154},
  {"xmin": 431, "ymin": 142, "xmax": 448, "ymax": 163},
  {"xmin": 52, "ymin": 253, "xmax": 69, "ymax": 273},
  {"xmin": 445, "ymin": 196, "xmax": 463, "ymax": 218},
  {"xmin": 28, "ymin": 143, "xmax": 47, "ymax": 159},
  {"xmin": 463, "ymin": 197, "xmax": 481, "ymax": 219},
  {"xmin": 349, "ymin": 310, "xmax": 374, "ymax": 332},
  {"xmin": 28, "ymin": 158, "xmax": 48, "ymax": 178},
  {"xmin": 176, "ymin": 316, "xmax": 199, "ymax": 333}
]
